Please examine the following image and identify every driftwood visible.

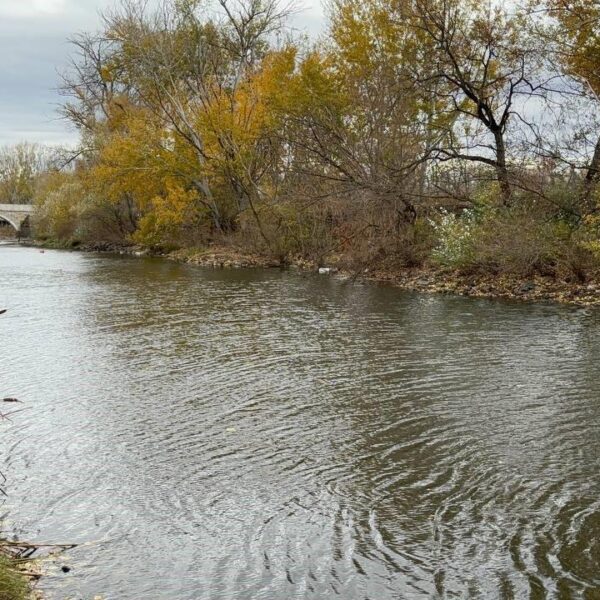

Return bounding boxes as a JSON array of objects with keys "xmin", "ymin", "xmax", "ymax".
[
  {"xmin": 1, "ymin": 540, "xmax": 78, "ymax": 560},
  {"xmin": 18, "ymin": 570, "xmax": 41, "ymax": 579},
  {"xmin": 1, "ymin": 541, "xmax": 77, "ymax": 550},
  {"xmin": 0, "ymin": 309, "xmax": 6, "ymax": 316}
]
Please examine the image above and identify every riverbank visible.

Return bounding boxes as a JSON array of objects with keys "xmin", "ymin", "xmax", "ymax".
[
  {"xmin": 23, "ymin": 239, "xmax": 600, "ymax": 307},
  {"xmin": 0, "ymin": 514, "xmax": 43, "ymax": 598},
  {"xmin": 165, "ymin": 246, "xmax": 600, "ymax": 307},
  {"xmin": 0, "ymin": 552, "xmax": 35, "ymax": 600}
]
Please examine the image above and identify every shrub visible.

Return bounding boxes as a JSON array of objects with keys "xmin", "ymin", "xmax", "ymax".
[
  {"xmin": 429, "ymin": 208, "xmax": 477, "ymax": 267},
  {"xmin": 236, "ymin": 201, "xmax": 335, "ymax": 264},
  {"xmin": 392, "ymin": 218, "xmax": 437, "ymax": 267},
  {"xmin": 32, "ymin": 181, "xmax": 81, "ymax": 241},
  {"xmin": 428, "ymin": 199, "xmax": 600, "ymax": 281}
]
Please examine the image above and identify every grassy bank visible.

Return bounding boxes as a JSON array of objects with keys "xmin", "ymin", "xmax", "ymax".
[{"xmin": 0, "ymin": 552, "xmax": 31, "ymax": 600}]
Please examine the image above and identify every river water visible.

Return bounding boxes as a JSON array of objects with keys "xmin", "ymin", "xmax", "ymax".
[{"xmin": 1, "ymin": 244, "xmax": 599, "ymax": 599}]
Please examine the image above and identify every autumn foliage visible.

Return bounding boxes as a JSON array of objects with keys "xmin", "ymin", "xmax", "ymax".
[{"xmin": 18, "ymin": 0, "xmax": 600, "ymax": 280}]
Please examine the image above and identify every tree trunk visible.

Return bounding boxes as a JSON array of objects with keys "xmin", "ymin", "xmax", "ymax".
[
  {"xmin": 494, "ymin": 131, "xmax": 511, "ymax": 207},
  {"xmin": 580, "ymin": 135, "xmax": 600, "ymax": 215},
  {"xmin": 193, "ymin": 177, "xmax": 224, "ymax": 233}
]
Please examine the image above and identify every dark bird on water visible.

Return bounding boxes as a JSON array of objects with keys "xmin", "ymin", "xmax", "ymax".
[{"xmin": 0, "ymin": 309, "xmax": 6, "ymax": 315}]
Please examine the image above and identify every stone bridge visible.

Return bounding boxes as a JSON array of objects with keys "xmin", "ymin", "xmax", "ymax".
[{"xmin": 0, "ymin": 204, "xmax": 34, "ymax": 236}]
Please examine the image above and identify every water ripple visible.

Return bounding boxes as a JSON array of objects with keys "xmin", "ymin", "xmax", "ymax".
[{"xmin": 1, "ymin": 246, "xmax": 600, "ymax": 598}]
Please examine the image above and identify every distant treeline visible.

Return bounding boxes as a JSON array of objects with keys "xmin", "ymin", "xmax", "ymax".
[{"xmin": 6, "ymin": 0, "xmax": 600, "ymax": 279}]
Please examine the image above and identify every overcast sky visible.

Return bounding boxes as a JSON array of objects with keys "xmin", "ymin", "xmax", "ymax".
[{"xmin": 0, "ymin": 0, "xmax": 324, "ymax": 147}]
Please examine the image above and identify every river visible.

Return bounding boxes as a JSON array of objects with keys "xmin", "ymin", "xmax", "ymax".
[{"xmin": 1, "ymin": 244, "xmax": 599, "ymax": 599}]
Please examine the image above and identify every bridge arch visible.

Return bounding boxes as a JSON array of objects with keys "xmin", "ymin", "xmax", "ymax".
[
  {"xmin": 0, "ymin": 204, "xmax": 34, "ymax": 236},
  {"xmin": 0, "ymin": 215, "xmax": 21, "ymax": 232}
]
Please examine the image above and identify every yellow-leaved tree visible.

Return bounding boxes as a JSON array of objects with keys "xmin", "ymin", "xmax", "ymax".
[{"xmin": 547, "ymin": 0, "xmax": 600, "ymax": 209}]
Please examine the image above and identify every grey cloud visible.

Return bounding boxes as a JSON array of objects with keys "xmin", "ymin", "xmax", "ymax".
[
  {"xmin": 0, "ymin": 0, "xmax": 323, "ymax": 147},
  {"xmin": 0, "ymin": 0, "xmax": 116, "ymax": 145}
]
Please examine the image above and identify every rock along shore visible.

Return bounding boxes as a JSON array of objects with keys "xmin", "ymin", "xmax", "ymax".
[{"xmin": 23, "ymin": 239, "xmax": 600, "ymax": 307}]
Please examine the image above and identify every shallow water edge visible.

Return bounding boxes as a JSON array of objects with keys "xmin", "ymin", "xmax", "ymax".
[{"xmin": 23, "ymin": 238, "xmax": 600, "ymax": 307}]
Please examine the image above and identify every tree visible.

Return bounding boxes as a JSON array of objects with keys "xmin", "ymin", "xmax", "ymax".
[
  {"xmin": 273, "ymin": 0, "xmax": 440, "ymax": 234},
  {"xmin": 544, "ymin": 0, "xmax": 600, "ymax": 210},
  {"xmin": 61, "ymin": 0, "xmax": 294, "ymax": 241},
  {"xmin": 411, "ymin": 0, "xmax": 542, "ymax": 206},
  {"xmin": 0, "ymin": 143, "xmax": 52, "ymax": 204}
]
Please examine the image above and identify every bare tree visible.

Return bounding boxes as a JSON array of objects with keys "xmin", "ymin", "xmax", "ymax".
[{"xmin": 411, "ymin": 0, "xmax": 547, "ymax": 206}]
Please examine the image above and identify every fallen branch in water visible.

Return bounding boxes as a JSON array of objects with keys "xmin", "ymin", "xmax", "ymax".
[
  {"xmin": 0, "ymin": 408, "xmax": 31, "ymax": 422},
  {"xmin": 1, "ymin": 540, "xmax": 78, "ymax": 561},
  {"xmin": 16, "ymin": 570, "xmax": 41, "ymax": 579},
  {"xmin": 1, "ymin": 542, "xmax": 78, "ymax": 550}
]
